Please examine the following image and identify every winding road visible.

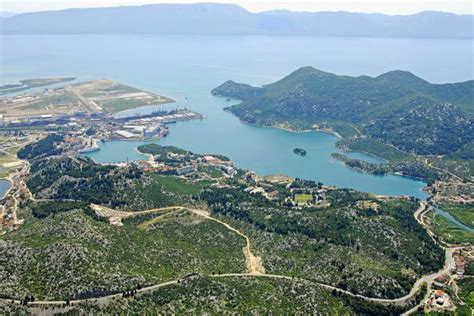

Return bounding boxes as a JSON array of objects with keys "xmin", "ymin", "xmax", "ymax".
[
  {"xmin": 2, "ymin": 202, "xmax": 458, "ymax": 313},
  {"xmin": 90, "ymin": 204, "xmax": 265, "ymax": 274}
]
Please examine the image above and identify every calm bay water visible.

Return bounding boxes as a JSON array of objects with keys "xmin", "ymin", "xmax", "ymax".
[
  {"xmin": 0, "ymin": 179, "xmax": 11, "ymax": 199},
  {"xmin": 2, "ymin": 35, "xmax": 473, "ymax": 199}
]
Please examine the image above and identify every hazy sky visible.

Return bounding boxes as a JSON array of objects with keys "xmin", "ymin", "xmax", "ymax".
[{"xmin": 2, "ymin": 0, "xmax": 473, "ymax": 15}]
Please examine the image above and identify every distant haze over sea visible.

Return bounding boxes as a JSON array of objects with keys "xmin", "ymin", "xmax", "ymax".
[{"xmin": 1, "ymin": 3, "xmax": 472, "ymax": 38}]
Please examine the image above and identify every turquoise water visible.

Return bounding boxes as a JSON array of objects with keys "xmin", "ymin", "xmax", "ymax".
[
  {"xmin": 0, "ymin": 179, "xmax": 11, "ymax": 199},
  {"xmin": 2, "ymin": 35, "xmax": 473, "ymax": 199}
]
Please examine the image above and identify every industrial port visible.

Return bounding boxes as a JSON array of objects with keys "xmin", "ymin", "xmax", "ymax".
[{"xmin": 0, "ymin": 78, "xmax": 203, "ymax": 153}]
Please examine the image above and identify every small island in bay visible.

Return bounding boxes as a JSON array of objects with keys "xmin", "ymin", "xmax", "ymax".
[{"xmin": 293, "ymin": 147, "xmax": 307, "ymax": 156}]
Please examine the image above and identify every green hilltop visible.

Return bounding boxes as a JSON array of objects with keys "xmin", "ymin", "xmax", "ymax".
[{"xmin": 213, "ymin": 67, "xmax": 474, "ymax": 156}]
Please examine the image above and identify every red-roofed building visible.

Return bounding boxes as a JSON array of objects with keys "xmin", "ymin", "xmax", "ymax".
[{"xmin": 434, "ymin": 275, "xmax": 447, "ymax": 287}]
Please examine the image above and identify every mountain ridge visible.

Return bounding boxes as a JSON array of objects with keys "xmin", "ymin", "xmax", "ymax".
[
  {"xmin": 2, "ymin": 3, "xmax": 472, "ymax": 38},
  {"xmin": 212, "ymin": 66, "xmax": 474, "ymax": 155}
]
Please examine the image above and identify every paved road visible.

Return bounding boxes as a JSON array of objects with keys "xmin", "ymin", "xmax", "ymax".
[{"xmin": 424, "ymin": 158, "xmax": 466, "ymax": 182}]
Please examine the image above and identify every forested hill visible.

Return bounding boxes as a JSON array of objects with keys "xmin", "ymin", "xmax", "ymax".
[{"xmin": 212, "ymin": 67, "xmax": 474, "ymax": 155}]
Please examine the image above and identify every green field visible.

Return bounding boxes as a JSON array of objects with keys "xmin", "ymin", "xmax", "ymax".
[
  {"xmin": 98, "ymin": 84, "xmax": 174, "ymax": 112},
  {"xmin": 149, "ymin": 174, "xmax": 209, "ymax": 195},
  {"xmin": 432, "ymin": 214, "xmax": 474, "ymax": 244},
  {"xmin": 198, "ymin": 165, "xmax": 224, "ymax": 178},
  {"xmin": 0, "ymin": 152, "xmax": 16, "ymax": 165},
  {"xmin": 28, "ymin": 90, "xmax": 78, "ymax": 109},
  {"xmin": 101, "ymin": 98, "xmax": 157, "ymax": 112},
  {"xmin": 116, "ymin": 173, "xmax": 210, "ymax": 210},
  {"xmin": 439, "ymin": 203, "xmax": 474, "ymax": 229},
  {"xmin": 294, "ymin": 193, "xmax": 313, "ymax": 204}
]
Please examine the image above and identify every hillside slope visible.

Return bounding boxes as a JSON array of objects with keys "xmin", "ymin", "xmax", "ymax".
[{"xmin": 213, "ymin": 67, "xmax": 474, "ymax": 155}]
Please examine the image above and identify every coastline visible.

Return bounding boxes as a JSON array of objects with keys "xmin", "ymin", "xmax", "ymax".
[
  {"xmin": 329, "ymin": 154, "xmax": 472, "ymax": 232},
  {"xmin": 258, "ymin": 122, "xmax": 343, "ymax": 139},
  {"xmin": 311, "ymin": 127, "xmax": 343, "ymax": 138},
  {"xmin": 93, "ymin": 132, "xmax": 167, "ymax": 144},
  {"xmin": 85, "ymin": 108, "xmax": 430, "ymax": 199},
  {"xmin": 235, "ymin": 117, "xmax": 343, "ymax": 138},
  {"xmin": 226, "ymin": 112, "xmax": 433, "ymax": 199},
  {"xmin": 329, "ymin": 153, "xmax": 429, "ymax": 196},
  {"xmin": 111, "ymin": 99, "xmax": 177, "ymax": 118},
  {"xmin": 134, "ymin": 147, "xmax": 156, "ymax": 165},
  {"xmin": 223, "ymin": 107, "xmax": 342, "ymax": 137},
  {"xmin": 341, "ymin": 150, "xmax": 387, "ymax": 163}
]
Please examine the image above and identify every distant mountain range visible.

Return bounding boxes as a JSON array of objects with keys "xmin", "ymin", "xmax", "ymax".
[
  {"xmin": 212, "ymin": 67, "xmax": 474, "ymax": 155},
  {"xmin": 0, "ymin": 11, "xmax": 16, "ymax": 18},
  {"xmin": 1, "ymin": 3, "xmax": 472, "ymax": 38}
]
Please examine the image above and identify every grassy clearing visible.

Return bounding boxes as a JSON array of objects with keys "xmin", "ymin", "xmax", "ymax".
[
  {"xmin": 137, "ymin": 210, "xmax": 181, "ymax": 230},
  {"xmin": 101, "ymin": 98, "xmax": 154, "ymax": 112},
  {"xmin": 28, "ymin": 91, "xmax": 78, "ymax": 109},
  {"xmin": 101, "ymin": 96, "xmax": 173, "ymax": 112},
  {"xmin": 439, "ymin": 203, "xmax": 474, "ymax": 229},
  {"xmin": 294, "ymin": 193, "xmax": 313, "ymax": 204},
  {"xmin": 0, "ymin": 152, "xmax": 16, "ymax": 164},
  {"xmin": 151, "ymin": 174, "xmax": 210, "ymax": 195},
  {"xmin": 198, "ymin": 165, "xmax": 223, "ymax": 178},
  {"xmin": 123, "ymin": 173, "xmax": 213, "ymax": 210},
  {"xmin": 432, "ymin": 214, "xmax": 474, "ymax": 244}
]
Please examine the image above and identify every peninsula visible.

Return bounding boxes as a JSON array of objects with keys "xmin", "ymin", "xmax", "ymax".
[
  {"xmin": 212, "ymin": 67, "xmax": 473, "ymax": 156},
  {"xmin": 212, "ymin": 67, "xmax": 474, "ymax": 247}
]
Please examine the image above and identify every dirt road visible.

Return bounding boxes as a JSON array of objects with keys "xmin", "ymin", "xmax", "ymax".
[
  {"xmin": 1, "ymin": 201, "xmax": 455, "ymax": 311},
  {"xmin": 90, "ymin": 204, "xmax": 265, "ymax": 274}
]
